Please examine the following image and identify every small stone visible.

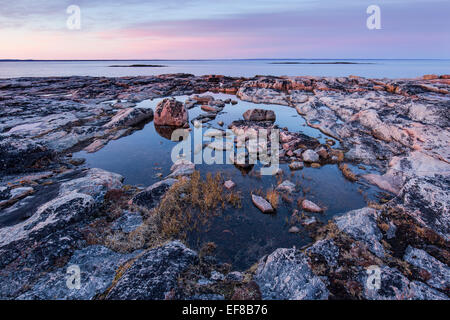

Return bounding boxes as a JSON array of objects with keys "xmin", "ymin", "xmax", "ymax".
[
  {"xmin": 302, "ymin": 217, "xmax": 317, "ymax": 226},
  {"xmin": 218, "ymin": 121, "xmax": 224, "ymax": 126},
  {"xmin": 224, "ymin": 180, "xmax": 236, "ymax": 189},
  {"xmin": 288, "ymin": 226, "xmax": 301, "ymax": 233},
  {"xmin": 252, "ymin": 194, "xmax": 274, "ymax": 213},
  {"xmin": 289, "ymin": 161, "xmax": 304, "ymax": 171},
  {"xmin": 302, "ymin": 149, "xmax": 320, "ymax": 162},
  {"xmin": 302, "ymin": 199, "xmax": 323, "ymax": 212},
  {"xmin": 311, "ymin": 163, "xmax": 321, "ymax": 168}
]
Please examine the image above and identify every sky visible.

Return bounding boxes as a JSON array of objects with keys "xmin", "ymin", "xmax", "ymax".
[{"xmin": 0, "ymin": 0, "xmax": 449, "ymax": 60}]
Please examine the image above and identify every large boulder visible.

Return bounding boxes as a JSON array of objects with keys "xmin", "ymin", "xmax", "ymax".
[
  {"xmin": 243, "ymin": 109, "xmax": 276, "ymax": 122},
  {"xmin": 334, "ymin": 207, "xmax": 385, "ymax": 258},
  {"xmin": 154, "ymin": 99, "xmax": 189, "ymax": 127},
  {"xmin": 254, "ymin": 248, "xmax": 329, "ymax": 300},
  {"xmin": 17, "ymin": 245, "xmax": 140, "ymax": 300},
  {"xmin": 105, "ymin": 241, "xmax": 198, "ymax": 299}
]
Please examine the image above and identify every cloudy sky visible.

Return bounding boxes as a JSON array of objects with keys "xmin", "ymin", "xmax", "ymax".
[{"xmin": 1, "ymin": 0, "xmax": 449, "ymax": 59}]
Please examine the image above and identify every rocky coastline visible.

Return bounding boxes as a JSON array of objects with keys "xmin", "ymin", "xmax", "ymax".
[{"xmin": 0, "ymin": 73, "xmax": 448, "ymax": 300}]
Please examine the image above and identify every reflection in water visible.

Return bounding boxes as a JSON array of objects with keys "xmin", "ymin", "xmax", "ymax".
[{"xmin": 75, "ymin": 93, "xmax": 385, "ymax": 270}]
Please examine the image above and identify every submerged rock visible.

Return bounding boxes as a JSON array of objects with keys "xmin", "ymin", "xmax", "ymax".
[
  {"xmin": 224, "ymin": 180, "xmax": 236, "ymax": 189},
  {"xmin": 302, "ymin": 199, "xmax": 323, "ymax": 212},
  {"xmin": 275, "ymin": 180, "xmax": 296, "ymax": 194},
  {"xmin": 251, "ymin": 194, "xmax": 274, "ymax": 213}
]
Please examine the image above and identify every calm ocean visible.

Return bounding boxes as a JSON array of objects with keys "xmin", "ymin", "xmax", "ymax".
[{"xmin": 0, "ymin": 59, "xmax": 449, "ymax": 79}]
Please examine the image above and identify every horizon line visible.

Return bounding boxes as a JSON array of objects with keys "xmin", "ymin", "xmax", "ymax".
[{"xmin": 1, "ymin": 58, "xmax": 449, "ymax": 62}]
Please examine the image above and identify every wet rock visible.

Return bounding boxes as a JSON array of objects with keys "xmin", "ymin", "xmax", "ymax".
[
  {"xmin": 17, "ymin": 245, "xmax": 140, "ymax": 300},
  {"xmin": 84, "ymin": 139, "xmax": 108, "ymax": 153},
  {"xmin": 106, "ymin": 241, "xmax": 198, "ymax": 300},
  {"xmin": 132, "ymin": 178, "xmax": 177, "ymax": 209},
  {"xmin": 302, "ymin": 149, "xmax": 320, "ymax": 163},
  {"xmin": 243, "ymin": 109, "xmax": 276, "ymax": 122},
  {"xmin": 289, "ymin": 161, "xmax": 304, "ymax": 171},
  {"xmin": 251, "ymin": 194, "xmax": 274, "ymax": 213},
  {"xmin": 302, "ymin": 216, "xmax": 317, "ymax": 226},
  {"xmin": 154, "ymin": 98, "xmax": 189, "ymax": 127},
  {"xmin": 104, "ymin": 107, "xmax": 153, "ymax": 128},
  {"xmin": 288, "ymin": 226, "xmax": 300, "ymax": 233},
  {"xmin": 302, "ymin": 199, "xmax": 323, "ymax": 212},
  {"xmin": 254, "ymin": 248, "xmax": 329, "ymax": 300},
  {"xmin": 334, "ymin": 207, "xmax": 385, "ymax": 258},
  {"xmin": 275, "ymin": 180, "xmax": 296, "ymax": 193},
  {"xmin": 167, "ymin": 160, "xmax": 195, "ymax": 178},
  {"xmin": 403, "ymin": 246, "xmax": 450, "ymax": 290}
]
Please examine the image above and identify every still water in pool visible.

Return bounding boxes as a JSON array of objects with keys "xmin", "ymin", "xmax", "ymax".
[{"xmin": 76, "ymin": 93, "xmax": 384, "ymax": 270}]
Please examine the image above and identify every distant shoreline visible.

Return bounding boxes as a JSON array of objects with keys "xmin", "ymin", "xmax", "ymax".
[
  {"xmin": 268, "ymin": 62, "xmax": 375, "ymax": 65},
  {"xmin": 109, "ymin": 64, "xmax": 168, "ymax": 68}
]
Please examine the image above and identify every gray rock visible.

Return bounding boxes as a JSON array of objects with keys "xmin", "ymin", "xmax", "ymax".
[
  {"xmin": 306, "ymin": 239, "xmax": 340, "ymax": 268},
  {"xmin": 59, "ymin": 168, "xmax": 124, "ymax": 203},
  {"xmin": 404, "ymin": 246, "xmax": 450, "ymax": 290},
  {"xmin": 132, "ymin": 178, "xmax": 177, "ymax": 210},
  {"xmin": 225, "ymin": 271, "xmax": 244, "ymax": 282},
  {"xmin": 251, "ymin": 194, "xmax": 274, "ymax": 213},
  {"xmin": 360, "ymin": 265, "xmax": 447, "ymax": 300},
  {"xmin": 398, "ymin": 176, "xmax": 449, "ymax": 240},
  {"xmin": 275, "ymin": 180, "xmax": 296, "ymax": 193},
  {"xmin": 112, "ymin": 210, "xmax": 143, "ymax": 233},
  {"xmin": 104, "ymin": 107, "xmax": 153, "ymax": 128},
  {"xmin": 106, "ymin": 241, "xmax": 198, "ymax": 300},
  {"xmin": 18, "ymin": 245, "xmax": 140, "ymax": 300},
  {"xmin": 210, "ymin": 270, "xmax": 225, "ymax": 281},
  {"xmin": 254, "ymin": 248, "xmax": 329, "ymax": 300},
  {"xmin": 289, "ymin": 161, "xmax": 304, "ymax": 170},
  {"xmin": 302, "ymin": 149, "xmax": 320, "ymax": 163},
  {"xmin": 334, "ymin": 207, "xmax": 385, "ymax": 258}
]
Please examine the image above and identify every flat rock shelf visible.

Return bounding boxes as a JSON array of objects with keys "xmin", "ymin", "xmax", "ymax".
[{"xmin": 0, "ymin": 74, "xmax": 449, "ymax": 300}]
